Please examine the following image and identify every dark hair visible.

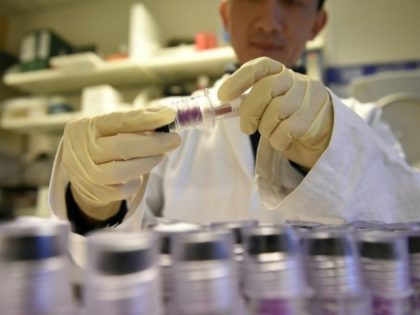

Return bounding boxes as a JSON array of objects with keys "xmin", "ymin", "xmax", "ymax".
[{"xmin": 318, "ymin": 0, "xmax": 325, "ymax": 10}]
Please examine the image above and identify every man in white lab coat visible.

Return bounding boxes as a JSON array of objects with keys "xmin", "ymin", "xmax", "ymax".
[{"xmin": 49, "ymin": 0, "xmax": 420, "ymax": 246}]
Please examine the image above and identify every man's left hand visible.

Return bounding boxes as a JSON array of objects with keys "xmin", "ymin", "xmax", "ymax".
[{"xmin": 218, "ymin": 57, "xmax": 333, "ymax": 169}]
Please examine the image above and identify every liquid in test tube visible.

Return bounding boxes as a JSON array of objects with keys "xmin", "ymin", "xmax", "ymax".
[{"xmin": 156, "ymin": 88, "xmax": 246, "ymax": 132}]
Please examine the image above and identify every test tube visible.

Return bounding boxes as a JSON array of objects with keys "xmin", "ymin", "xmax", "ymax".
[
  {"xmin": 171, "ymin": 229, "xmax": 238, "ymax": 315},
  {"xmin": 0, "ymin": 218, "xmax": 74, "ymax": 315},
  {"xmin": 84, "ymin": 231, "xmax": 162, "ymax": 315},
  {"xmin": 157, "ymin": 88, "xmax": 246, "ymax": 132},
  {"xmin": 243, "ymin": 225, "xmax": 310, "ymax": 315},
  {"xmin": 356, "ymin": 229, "xmax": 415, "ymax": 315},
  {"xmin": 303, "ymin": 227, "xmax": 371, "ymax": 315}
]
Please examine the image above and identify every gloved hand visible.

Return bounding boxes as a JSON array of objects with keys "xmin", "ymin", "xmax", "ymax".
[
  {"xmin": 218, "ymin": 57, "xmax": 333, "ymax": 169},
  {"xmin": 62, "ymin": 105, "xmax": 180, "ymax": 220}
]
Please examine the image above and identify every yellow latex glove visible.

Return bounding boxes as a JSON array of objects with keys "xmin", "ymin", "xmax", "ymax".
[
  {"xmin": 218, "ymin": 57, "xmax": 333, "ymax": 169},
  {"xmin": 62, "ymin": 106, "xmax": 180, "ymax": 220}
]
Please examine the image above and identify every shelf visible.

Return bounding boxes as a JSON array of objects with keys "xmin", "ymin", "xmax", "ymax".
[
  {"xmin": 145, "ymin": 46, "xmax": 236, "ymax": 81},
  {"xmin": 3, "ymin": 59, "xmax": 161, "ymax": 94},
  {"xmin": 1, "ymin": 112, "xmax": 81, "ymax": 133},
  {"xmin": 3, "ymin": 46, "xmax": 237, "ymax": 94},
  {"xmin": 3, "ymin": 39, "xmax": 323, "ymax": 95}
]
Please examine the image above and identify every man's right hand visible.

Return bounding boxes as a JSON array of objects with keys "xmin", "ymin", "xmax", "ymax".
[{"xmin": 62, "ymin": 105, "xmax": 180, "ymax": 220}]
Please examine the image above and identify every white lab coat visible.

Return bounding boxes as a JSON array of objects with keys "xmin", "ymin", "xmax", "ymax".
[
  {"xmin": 48, "ymin": 83, "xmax": 420, "ymax": 270},
  {"xmin": 143, "ymin": 91, "xmax": 419, "ymax": 225}
]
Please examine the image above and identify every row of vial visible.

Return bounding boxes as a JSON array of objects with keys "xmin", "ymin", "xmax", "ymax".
[{"xmin": 1, "ymin": 217, "xmax": 420, "ymax": 315}]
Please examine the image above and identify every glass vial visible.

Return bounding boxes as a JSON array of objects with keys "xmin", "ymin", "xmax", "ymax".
[
  {"xmin": 0, "ymin": 218, "xmax": 74, "ymax": 315},
  {"xmin": 172, "ymin": 229, "xmax": 238, "ymax": 315},
  {"xmin": 211, "ymin": 220, "xmax": 259, "ymax": 315},
  {"xmin": 243, "ymin": 225, "xmax": 311, "ymax": 315},
  {"xmin": 152, "ymin": 222, "xmax": 202, "ymax": 315},
  {"xmin": 84, "ymin": 231, "xmax": 162, "ymax": 315},
  {"xmin": 303, "ymin": 227, "xmax": 371, "ymax": 315},
  {"xmin": 356, "ymin": 229, "xmax": 415, "ymax": 315}
]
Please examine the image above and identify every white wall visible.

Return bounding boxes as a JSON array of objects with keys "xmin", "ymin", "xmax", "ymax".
[
  {"xmin": 5, "ymin": 0, "xmax": 221, "ymax": 56},
  {"xmin": 324, "ymin": 0, "xmax": 420, "ymax": 66}
]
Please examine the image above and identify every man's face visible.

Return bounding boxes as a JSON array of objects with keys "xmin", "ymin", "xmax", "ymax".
[{"xmin": 220, "ymin": 0, "xmax": 327, "ymax": 67}]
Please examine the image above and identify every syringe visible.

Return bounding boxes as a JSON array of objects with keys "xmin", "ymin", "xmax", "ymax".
[{"xmin": 156, "ymin": 88, "xmax": 246, "ymax": 132}]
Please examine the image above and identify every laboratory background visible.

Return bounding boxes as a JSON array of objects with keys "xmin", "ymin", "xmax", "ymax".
[
  {"xmin": 0, "ymin": 0, "xmax": 419, "ymax": 217},
  {"xmin": 0, "ymin": 0, "xmax": 420, "ymax": 314}
]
